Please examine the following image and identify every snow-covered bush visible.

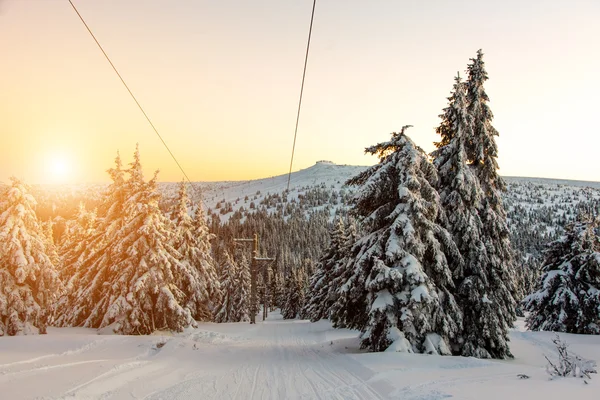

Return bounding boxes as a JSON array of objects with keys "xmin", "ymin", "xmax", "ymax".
[{"xmin": 545, "ymin": 335, "xmax": 597, "ymax": 382}]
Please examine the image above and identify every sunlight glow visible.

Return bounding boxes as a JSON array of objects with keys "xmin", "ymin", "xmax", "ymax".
[{"xmin": 45, "ymin": 153, "xmax": 73, "ymax": 184}]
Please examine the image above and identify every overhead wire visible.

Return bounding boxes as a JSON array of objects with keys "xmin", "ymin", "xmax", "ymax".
[
  {"xmin": 66, "ymin": 0, "xmax": 203, "ymax": 206},
  {"xmin": 286, "ymin": 0, "xmax": 317, "ymax": 193},
  {"xmin": 69, "ymin": 0, "xmax": 317, "ymax": 201}
]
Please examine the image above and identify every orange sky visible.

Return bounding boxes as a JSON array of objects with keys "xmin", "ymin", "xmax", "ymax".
[{"xmin": 1, "ymin": 0, "xmax": 599, "ymax": 184}]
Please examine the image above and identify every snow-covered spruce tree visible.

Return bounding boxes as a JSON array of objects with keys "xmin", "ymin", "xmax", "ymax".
[
  {"xmin": 57, "ymin": 203, "xmax": 97, "ymax": 283},
  {"xmin": 54, "ymin": 203, "xmax": 98, "ymax": 326},
  {"xmin": 43, "ymin": 220, "xmax": 61, "ymax": 272},
  {"xmin": 297, "ymin": 265, "xmax": 308, "ymax": 318},
  {"xmin": 273, "ymin": 268, "xmax": 285, "ymax": 310},
  {"xmin": 234, "ymin": 253, "xmax": 251, "ymax": 322},
  {"xmin": 0, "ymin": 178, "xmax": 60, "ymax": 335},
  {"xmin": 329, "ymin": 218, "xmax": 361, "ymax": 329},
  {"xmin": 192, "ymin": 197, "xmax": 222, "ymax": 313},
  {"xmin": 465, "ymin": 49, "xmax": 518, "ymax": 340},
  {"xmin": 431, "ymin": 73, "xmax": 513, "ymax": 358},
  {"xmin": 172, "ymin": 181, "xmax": 221, "ymax": 321},
  {"xmin": 53, "ymin": 153, "xmax": 128, "ymax": 329},
  {"xmin": 55, "ymin": 152, "xmax": 129, "ymax": 328},
  {"xmin": 304, "ymin": 217, "xmax": 347, "ymax": 322},
  {"xmin": 282, "ymin": 267, "xmax": 304, "ymax": 319},
  {"xmin": 337, "ymin": 127, "xmax": 463, "ymax": 353},
  {"xmin": 215, "ymin": 251, "xmax": 238, "ymax": 323},
  {"xmin": 524, "ymin": 216, "xmax": 600, "ymax": 334}
]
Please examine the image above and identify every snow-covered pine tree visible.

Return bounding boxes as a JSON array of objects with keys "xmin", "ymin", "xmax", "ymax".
[
  {"xmin": 172, "ymin": 181, "xmax": 221, "ymax": 321},
  {"xmin": 191, "ymin": 197, "xmax": 221, "ymax": 315},
  {"xmin": 465, "ymin": 49, "xmax": 518, "ymax": 344},
  {"xmin": 335, "ymin": 127, "xmax": 462, "ymax": 353},
  {"xmin": 297, "ymin": 264, "xmax": 308, "ymax": 319},
  {"xmin": 524, "ymin": 216, "xmax": 600, "ymax": 334},
  {"xmin": 431, "ymin": 72, "xmax": 513, "ymax": 358},
  {"xmin": 233, "ymin": 253, "xmax": 251, "ymax": 322},
  {"xmin": 215, "ymin": 251, "xmax": 238, "ymax": 323},
  {"xmin": 54, "ymin": 203, "xmax": 97, "ymax": 326},
  {"xmin": 43, "ymin": 219, "xmax": 61, "ymax": 272},
  {"xmin": 329, "ymin": 218, "xmax": 360, "ymax": 329},
  {"xmin": 58, "ymin": 203, "xmax": 97, "ymax": 282},
  {"xmin": 273, "ymin": 268, "xmax": 285, "ymax": 310},
  {"xmin": 0, "ymin": 178, "xmax": 60, "ymax": 335},
  {"xmin": 42, "ymin": 219, "xmax": 63, "ymax": 326},
  {"xmin": 265, "ymin": 262, "xmax": 276, "ymax": 312},
  {"xmin": 304, "ymin": 217, "xmax": 347, "ymax": 322},
  {"xmin": 282, "ymin": 267, "xmax": 304, "ymax": 319},
  {"xmin": 465, "ymin": 50, "xmax": 502, "ymax": 191},
  {"xmin": 54, "ymin": 153, "xmax": 127, "ymax": 328}
]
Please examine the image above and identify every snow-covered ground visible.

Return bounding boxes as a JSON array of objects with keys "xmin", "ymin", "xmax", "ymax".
[{"xmin": 1, "ymin": 312, "xmax": 598, "ymax": 400}]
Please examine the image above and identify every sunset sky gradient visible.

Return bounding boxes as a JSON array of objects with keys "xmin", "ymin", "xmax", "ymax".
[{"xmin": 1, "ymin": 0, "xmax": 599, "ymax": 184}]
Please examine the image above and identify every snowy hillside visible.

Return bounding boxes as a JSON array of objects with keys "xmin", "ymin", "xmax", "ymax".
[
  {"xmin": 158, "ymin": 161, "xmax": 366, "ymax": 223},
  {"xmin": 1, "ymin": 312, "xmax": 598, "ymax": 399},
  {"xmin": 159, "ymin": 163, "xmax": 600, "ymax": 226}
]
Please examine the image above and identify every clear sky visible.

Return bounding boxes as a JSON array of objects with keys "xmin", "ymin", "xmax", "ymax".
[{"xmin": 1, "ymin": 0, "xmax": 599, "ymax": 184}]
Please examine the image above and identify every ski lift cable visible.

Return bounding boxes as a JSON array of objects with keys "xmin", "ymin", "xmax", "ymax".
[
  {"xmin": 286, "ymin": 0, "xmax": 317, "ymax": 193},
  {"xmin": 67, "ymin": 0, "xmax": 202, "ymax": 205}
]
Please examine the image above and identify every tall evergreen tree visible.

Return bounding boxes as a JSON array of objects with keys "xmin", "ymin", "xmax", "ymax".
[
  {"xmin": 332, "ymin": 127, "xmax": 462, "ymax": 353},
  {"xmin": 297, "ymin": 264, "xmax": 308, "ymax": 318},
  {"xmin": 466, "ymin": 50, "xmax": 501, "ymax": 189},
  {"xmin": 54, "ymin": 203, "xmax": 98, "ymax": 325},
  {"xmin": 215, "ymin": 251, "xmax": 238, "ymax": 323},
  {"xmin": 0, "ymin": 178, "xmax": 60, "ymax": 335},
  {"xmin": 432, "ymin": 72, "xmax": 513, "ymax": 358},
  {"xmin": 524, "ymin": 216, "xmax": 600, "ymax": 334},
  {"xmin": 305, "ymin": 217, "xmax": 347, "ymax": 322},
  {"xmin": 53, "ymin": 152, "xmax": 128, "ymax": 329},
  {"xmin": 465, "ymin": 49, "xmax": 518, "ymax": 350},
  {"xmin": 43, "ymin": 219, "xmax": 61, "ymax": 272},
  {"xmin": 282, "ymin": 267, "xmax": 304, "ymax": 319},
  {"xmin": 233, "ymin": 253, "xmax": 251, "ymax": 322},
  {"xmin": 172, "ymin": 182, "xmax": 221, "ymax": 321},
  {"xmin": 329, "ymin": 218, "xmax": 360, "ymax": 328},
  {"xmin": 190, "ymin": 198, "xmax": 222, "ymax": 317},
  {"xmin": 273, "ymin": 268, "xmax": 285, "ymax": 310},
  {"xmin": 58, "ymin": 203, "xmax": 97, "ymax": 283}
]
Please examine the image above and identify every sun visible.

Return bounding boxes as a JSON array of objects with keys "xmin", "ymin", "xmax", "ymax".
[{"xmin": 44, "ymin": 153, "xmax": 73, "ymax": 184}]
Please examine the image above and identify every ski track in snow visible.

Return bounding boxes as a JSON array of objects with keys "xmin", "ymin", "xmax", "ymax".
[
  {"xmin": 143, "ymin": 320, "xmax": 389, "ymax": 400},
  {"xmin": 1, "ymin": 316, "xmax": 599, "ymax": 399}
]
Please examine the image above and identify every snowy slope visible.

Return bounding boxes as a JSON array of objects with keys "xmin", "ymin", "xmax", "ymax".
[
  {"xmin": 0, "ymin": 312, "xmax": 598, "ymax": 399},
  {"xmin": 160, "ymin": 161, "xmax": 366, "ymax": 222}
]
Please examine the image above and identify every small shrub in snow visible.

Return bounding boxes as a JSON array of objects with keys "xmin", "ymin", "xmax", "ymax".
[{"xmin": 545, "ymin": 335, "xmax": 597, "ymax": 382}]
